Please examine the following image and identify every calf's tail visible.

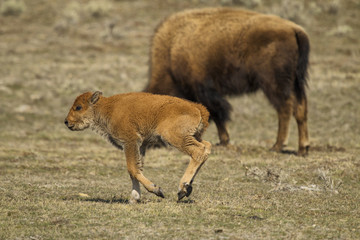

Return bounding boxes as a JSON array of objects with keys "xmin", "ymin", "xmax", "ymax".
[
  {"xmin": 193, "ymin": 104, "xmax": 210, "ymax": 141},
  {"xmin": 196, "ymin": 103, "xmax": 210, "ymax": 131}
]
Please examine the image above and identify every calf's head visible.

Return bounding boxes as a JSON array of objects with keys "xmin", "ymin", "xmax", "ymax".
[{"xmin": 64, "ymin": 91, "xmax": 102, "ymax": 131}]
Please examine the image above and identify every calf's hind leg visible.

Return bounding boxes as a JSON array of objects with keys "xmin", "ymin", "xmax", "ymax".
[
  {"xmin": 177, "ymin": 138, "xmax": 211, "ymax": 200},
  {"xmin": 158, "ymin": 116, "xmax": 211, "ymax": 200}
]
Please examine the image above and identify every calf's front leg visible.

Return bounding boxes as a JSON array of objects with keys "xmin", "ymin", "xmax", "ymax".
[
  {"xmin": 130, "ymin": 176, "xmax": 141, "ymax": 203},
  {"xmin": 124, "ymin": 142, "xmax": 164, "ymax": 201}
]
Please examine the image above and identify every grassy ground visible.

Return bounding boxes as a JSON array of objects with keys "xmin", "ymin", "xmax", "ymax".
[{"xmin": 0, "ymin": 0, "xmax": 359, "ymax": 239}]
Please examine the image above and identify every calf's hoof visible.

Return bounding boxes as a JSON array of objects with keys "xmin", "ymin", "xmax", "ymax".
[
  {"xmin": 178, "ymin": 183, "xmax": 193, "ymax": 201},
  {"xmin": 129, "ymin": 198, "xmax": 141, "ymax": 204},
  {"xmin": 130, "ymin": 189, "xmax": 141, "ymax": 203},
  {"xmin": 154, "ymin": 187, "xmax": 165, "ymax": 198}
]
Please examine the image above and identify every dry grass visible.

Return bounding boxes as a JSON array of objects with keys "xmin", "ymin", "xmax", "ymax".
[{"xmin": 0, "ymin": 0, "xmax": 359, "ymax": 239}]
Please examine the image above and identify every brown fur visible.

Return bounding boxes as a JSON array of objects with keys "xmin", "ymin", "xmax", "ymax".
[
  {"xmin": 65, "ymin": 91, "xmax": 211, "ymax": 202},
  {"xmin": 144, "ymin": 7, "xmax": 310, "ymax": 156}
]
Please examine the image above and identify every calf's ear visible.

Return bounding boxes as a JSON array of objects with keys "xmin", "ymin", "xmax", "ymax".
[{"xmin": 90, "ymin": 91, "xmax": 102, "ymax": 104}]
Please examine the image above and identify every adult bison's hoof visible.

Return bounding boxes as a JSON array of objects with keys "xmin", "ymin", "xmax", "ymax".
[
  {"xmin": 297, "ymin": 145, "xmax": 310, "ymax": 157},
  {"xmin": 270, "ymin": 143, "xmax": 283, "ymax": 153},
  {"xmin": 217, "ymin": 140, "xmax": 229, "ymax": 146}
]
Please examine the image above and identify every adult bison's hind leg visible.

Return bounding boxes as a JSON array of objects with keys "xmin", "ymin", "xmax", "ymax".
[
  {"xmin": 196, "ymin": 84, "xmax": 232, "ymax": 145},
  {"xmin": 214, "ymin": 119, "xmax": 230, "ymax": 146},
  {"xmin": 270, "ymin": 96, "xmax": 293, "ymax": 153},
  {"xmin": 294, "ymin": 95, "xmax": 310, "ymax": 156},
  {"xmin": 269, "ymin": 92, "xmax": 309, "ymax": 156}
]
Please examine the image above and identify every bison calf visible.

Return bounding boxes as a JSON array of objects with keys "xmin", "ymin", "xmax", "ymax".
[
  {"xmin": 145, "ymin": 7, "xmax": 310, "ymax": 156},
  {"xmin": 64, "ymin": 91, "xmax": 211, "ymax": 202}
]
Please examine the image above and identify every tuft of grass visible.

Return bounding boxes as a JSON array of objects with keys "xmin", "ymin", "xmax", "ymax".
[
  {"xmin": 328, "ymin": 25, "xmax": 353, "ymax": 37},
  {"xmin": 61, "ymin": 1, "xmax": 81, "ymax": 25},
  {"xmin": 222, "ymin": 0, "xmax": 263, "ymax": 8},
  {"xmin": 85, "ymin": 0, "xmax": 112, "ymax": 18},
  {"xmin": 0, "ymin": 0, "xmax": 25, "ymax": 16},
  {"xmin": 319, "ymin": 0, "xmax": 340, "ymax": 15},
  {"xmin": 269, "ymin": 0, "xmax": 306, "ymax": 24}
]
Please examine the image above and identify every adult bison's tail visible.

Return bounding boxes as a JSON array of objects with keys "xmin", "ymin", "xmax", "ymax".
[{"xmin": 294, "ymin": 29, "xmax": 310, "ymax": 101}]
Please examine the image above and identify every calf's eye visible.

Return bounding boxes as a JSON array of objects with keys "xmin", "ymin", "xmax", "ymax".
[{"xmin": 75, "ymin": 105, "xmax": 82, "ymax": 111}]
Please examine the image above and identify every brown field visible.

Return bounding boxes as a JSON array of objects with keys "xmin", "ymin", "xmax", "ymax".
[{"xmin": 0, "ymin": 0, "xmax": 359, "ymax": 239}]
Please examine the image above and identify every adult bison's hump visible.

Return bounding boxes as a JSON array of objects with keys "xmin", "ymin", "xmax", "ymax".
[{"xmin": 159, "ymin": 8, "xmax": 302, "ymax": 94}]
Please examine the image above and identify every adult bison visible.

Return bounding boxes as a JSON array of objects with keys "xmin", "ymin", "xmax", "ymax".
[{"xmin": 144, "ymin": 7, "xmax": 310, "ymax": 156}]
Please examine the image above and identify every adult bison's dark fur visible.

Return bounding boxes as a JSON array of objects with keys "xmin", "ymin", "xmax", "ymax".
[{"xmin": 144, "ymin": 8, "xmax": 310, "ymax": 156}]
